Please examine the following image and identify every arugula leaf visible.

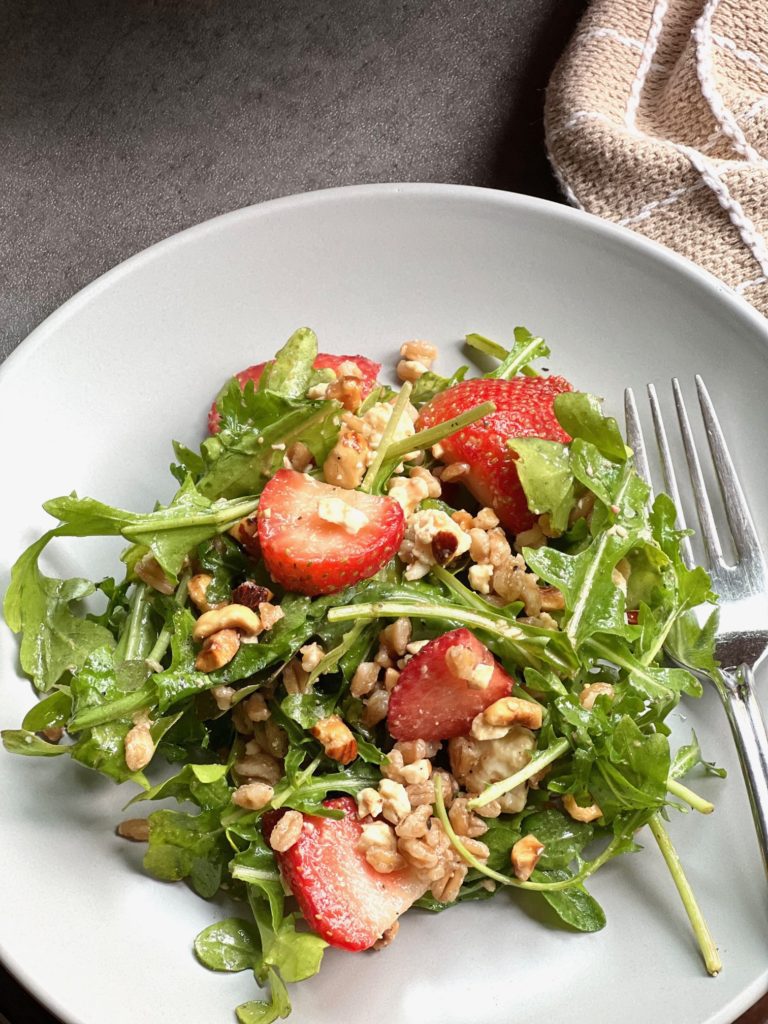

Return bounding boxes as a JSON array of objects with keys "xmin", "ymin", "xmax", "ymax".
[
  {"xmin": 144, "ymin": 808, "xmax": 230, "ymax": 897},
  {"xmin": 258, "ymin": 328, "xmax": 318, "ymax": 399},
  {"xmin": 409, "ymin": 366, "xmax": 468, "ymax": 407},
  {"xmin": 516, "ymin": 809, "xmax": 594, "ymax": 870},
  {"xmin": 671, "ymin": 730, "xmax": 727, "ymax": 780},
  {"xmin": 195, "ymin": 918, "xmax": 262, "ymax": 972},
  {"xmin": 508, "ymin": 438, "xmax": 575, "ymax": 533},
  {"xmin": 44, "ymin": 479, "xmax": 258, "ymax": 582},
  {"xmin": 21, "ymin": 688, "xmax": 72, "ymax": 731},
  {"xmin": 198, "ymin": 402, "xmax": 341, "ymax": 500},
  {"xmin": 485, "ymin": 327, "xmax": 550, "ymax": 380},
  {"xmin": 1, "ymin": 730, "xmax": 69, "ymax": 756},
  {"xmin": 130, "ymin": 763, "xmax": 231, "ymax": 810},
  {"xmin": 537, "ymin": 871, "xmax": 606, "ymax": 932},
  {"xmin": 554, "ymin": 392, "xmax": 628, "ymax": 462},
  {"xmin": 236, "ymin": 968, "xmax": 290, "ymax": 1024},
  {"xmin": 3, "ymin": 532, "xmax": 115, "ymax": 691}
]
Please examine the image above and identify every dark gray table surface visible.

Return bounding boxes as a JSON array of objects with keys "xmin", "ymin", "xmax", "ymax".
[{"xmin": 1, "ymin": 2, "xmax": 766, "ymax": 1023}]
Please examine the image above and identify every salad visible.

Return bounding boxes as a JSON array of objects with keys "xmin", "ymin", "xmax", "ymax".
[{"xmin": 2, "ymin": 327, "xmax": 724, "ymax": 1023}]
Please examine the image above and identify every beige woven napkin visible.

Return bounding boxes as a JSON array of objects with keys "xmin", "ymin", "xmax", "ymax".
[{"xmin": 545, "ymin": 0, "xmax": 768, "ymax": 315}]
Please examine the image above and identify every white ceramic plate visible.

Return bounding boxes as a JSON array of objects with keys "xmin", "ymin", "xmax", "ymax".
[{"xmin": 1, "ymin": 184, "xmax": 767, "ymax": 1024}]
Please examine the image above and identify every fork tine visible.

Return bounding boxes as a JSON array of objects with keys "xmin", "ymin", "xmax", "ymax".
[
  {"xmin": 623, "ymin": 388, "xmax": 652, "ymax": 490},
  {"xmin": 647, "ymin": 383, "xmax": 695, "ymax": 569},
  {"xmin": 695, "ymin": 375, "xmax": 763, "ymax": 564},
  {"xmin": 671, "ymin": 378, "xmax": 724, "ymax": 567}
]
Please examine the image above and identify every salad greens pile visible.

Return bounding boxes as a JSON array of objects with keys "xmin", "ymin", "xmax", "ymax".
[{"xmin": 2, "ymin": 327, "xmax": 723, "ymax": 1023}]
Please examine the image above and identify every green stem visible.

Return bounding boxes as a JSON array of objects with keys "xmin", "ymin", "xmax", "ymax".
[
  {"xmin": 489, "ymin": 334, "xmax": 546, "ymax": 380},
  {"xmin": 360, "ymin": 382, "xmax": 413, "ymax": 493},
  {"xmin": 466, "ymin": 738, "xmax": 570, "ymax": 810},
  {"xmin": 120, "ymin": 584, "xmax": 153, "ymax": 662},
  {"xmin": 122, "ymin": 498, "xmax": 258, "ymax": 537},
  {"xmin": 584, "ymin": 638, "xmax": 674, "ymax": 700},
  {"xmin": 327, "ymin": 600, "xmax": 523, "ymax": 641},
  {"xmin": 435, "ymin": 775, "xmax": 622, "ymax": 892},
  {"xmin": 145, "ymin": 573, "xmax": 190, "ymax": 666},
  {"xmin": 382, "ymin": 400, "xmax": 496, "ymax": 465},
  {"xmin": 465, "ymin": 333, "xmax": 508, "ymax": 360},
  {"xmin": 307, "ymin": 621, "xmax": 367, "ymax": 687},
  {"xmin": 648, "ymin": 813, "xmax": 721, "ymax": 976},
  {"xmin": 69, "ymin": 685, "xmax": 153, "ymax": 731},
  {"xmin": 327, "ymin": 599, "xmax": 575, "ymax": 674},
  {"xmin": 666, "ymin": 777, "xmax": 714, "ymax": 815}
]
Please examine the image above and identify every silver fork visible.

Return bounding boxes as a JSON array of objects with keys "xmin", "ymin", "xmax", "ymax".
[{"xmin": 624, "ymin": 376, "xmax": 768, "ymax": 877}]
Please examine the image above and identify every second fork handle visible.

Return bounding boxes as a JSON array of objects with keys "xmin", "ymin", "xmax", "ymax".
[{"xmin": 719, "ymin": 664, "xmax": 768, "ymax": 879}]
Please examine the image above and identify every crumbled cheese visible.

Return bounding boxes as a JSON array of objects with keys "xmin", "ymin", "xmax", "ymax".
[
  {"xmin": 307, "ymin": 382, "xmax": 331, "ymax": 400},
  {"xmin": 398, "ymin": 508, "xmax": 470, "ymax": 580},
  {"xmin": 468, "ymin": 562, "xmax": 494, "ymax": 595},
  {"xmin": 344, "ymin": 400, "xmax": 419, "ymax": 465},
  {"xmin": 337, "ymin": 360, "xmax": 363, "ymax": 378},
  {"xmin": 317, "ymin": 496, "xmax": 369, "ymax": 535}
]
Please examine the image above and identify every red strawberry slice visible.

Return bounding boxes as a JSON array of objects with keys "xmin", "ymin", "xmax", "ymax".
[
  {"xmin": 208, "ymin": 353, "xmax": 381, "ymax": 432},
  {"xmin": 416, "ymin": 376, "xmax": 573, "ymax": 534},
  {"xmin": 387, "ymin": 628, "xmax": 514, "ymax": 741},
  {"xmin": 264, "ymin": 797, "xmax": 428, "ymax": 951},
  {"xmin": 258, "ymin": 469, "xmax": 405, "ymax": 595}
]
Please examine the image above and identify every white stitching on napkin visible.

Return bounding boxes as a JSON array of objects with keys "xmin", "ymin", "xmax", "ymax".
[
  {"xmin": 735, "ymin": 275, "xmax": 768, "ymax": 294},
  {"xmin": 694, "ymin": 0, "xmax": 767, "ymax": 165},
  {"xmin": 580, "ymin": 27, "xmax": 668, "ymax": 71},
  {"xmin": 682, "ymin": 144, "xmax": 768, "ymax": 276},
  {"xmin": 712, "ymin": 33, "xmax": 768, "ymax": 79},
  {"xmin": 618, "ymin": 182, "xmax": 706, "ymax": 227},
  {"xmin": 625, "ymin": 0, "xmax": 670, "ymax": 131}
]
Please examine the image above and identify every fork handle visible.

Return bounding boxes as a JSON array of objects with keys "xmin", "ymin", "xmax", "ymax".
[{"xmin": 719, "ymin": 664, "xmax": 768, "ymax": 878}]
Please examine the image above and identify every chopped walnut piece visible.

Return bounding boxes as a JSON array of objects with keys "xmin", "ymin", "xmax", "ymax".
[
  {"xmin": 232, "ymin": 781, "xmax": 275, "ymax": 811},
  {"xmin": 134, "ymin": 554, "xmax": 175, "ymax": 595},
  {"xmin": 124, "ymin": 722, "xmax": 155, "ymax": 772},
  {"xmin": 563, "ymin": 794, "xmax": 603, "ymax": 823},
  {"xmin": 326, "ymin": 375, "xmax": 363, "ymax": 412},
  {"xmin": 448, "ymin": 797, "xmax": 488, "ymax": 838},
  {"xmin": 244, "ymin": 692, "xmax": 271, "ymax": 722},
  {"xmin": 195, "ymin": 628, "xmax": 240, "ymax": 672},
  {"xmin": 188, "ymin": 573, "xmax": 216, "ymax": 612},
  {"xmin": 430, "ymin": 863, "xmax": 468, "ymax": 903},
  {"xmin": 378, "ymin": 779, "xmax": 411, "ymax": 823},
  {"xmin": 235, "ymin": 750, "xmax": 282, "ymax": 786},
  {"xmin": 269, "ymin": 810, "xmax": 304, "ymax": 852},
  {"xmin": 299, "ymin": 642, "xmax": 325, "ymax": 673},
  {"xmin": 258, "ymin": 602, "xmax": 284, "ymax": 631},
  {"xmin": 323, "ymin": 430, "xmax": 369, "ymax": 489},
  {"xmin": 482, "ymin": 696, "xmax": 543, "ymax": 731},
  {"xmin": 511, "ymin": 834, "xmax": 545, "ymax": 881},
  {"xmin": 351, "ymin": 661, "xmax": 380, "ymax": 697},
  {"xmin": 285, "ymin": 441, "xmax": 313, "ymax": 472},
  {"xmin": 357, "ymin": 787, "xmax": 384, "ymax": 819},
  {"xmin": 579, "ymin": 682, "xmax": 616, "ymax": 710},
  {"xmin": 311, "ymin": 715, "xmax": 357, "ymax": 765},
  {"xmin": 379, "ymin": 617, "xmax": 412, "ymax": 656},
  {"xmin": 211, "ymin": 685, "xmax": 235, "ymax": 711},
  {"xmin": 358, "ymin": 821, "xmax": 406, "ymax": 873},
  {"xmin": 362, "ymin": 687, "xmax": 389, "ymax": 727}
]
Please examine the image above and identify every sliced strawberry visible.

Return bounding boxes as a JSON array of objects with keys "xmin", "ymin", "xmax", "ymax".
[
  {"xmin": 264, "ymin": 797, "xmax": 428, "ymax": 951},
  {"xmin": 208, "ymin": 353, "xmax": 381, "ymax": 432},
  {"xmin": 387, "ymin": 628, "xmax": 514, "ymax": 741},
  {"xmin": 416, "ymin": 376, "xmax": 573, "ymax": 534},
  {"xmin": 258, "ymin": 469, "xmax": 404, "ymax": 595}
]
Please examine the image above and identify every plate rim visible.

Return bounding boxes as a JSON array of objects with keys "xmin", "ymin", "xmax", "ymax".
[
  {"xmin": 1, "ymin": 181, "xmax": 767, "ymax": 1024},
  {"xmin": 2, "ymin": 183, "xmax": 768, "ymax": 391}
]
